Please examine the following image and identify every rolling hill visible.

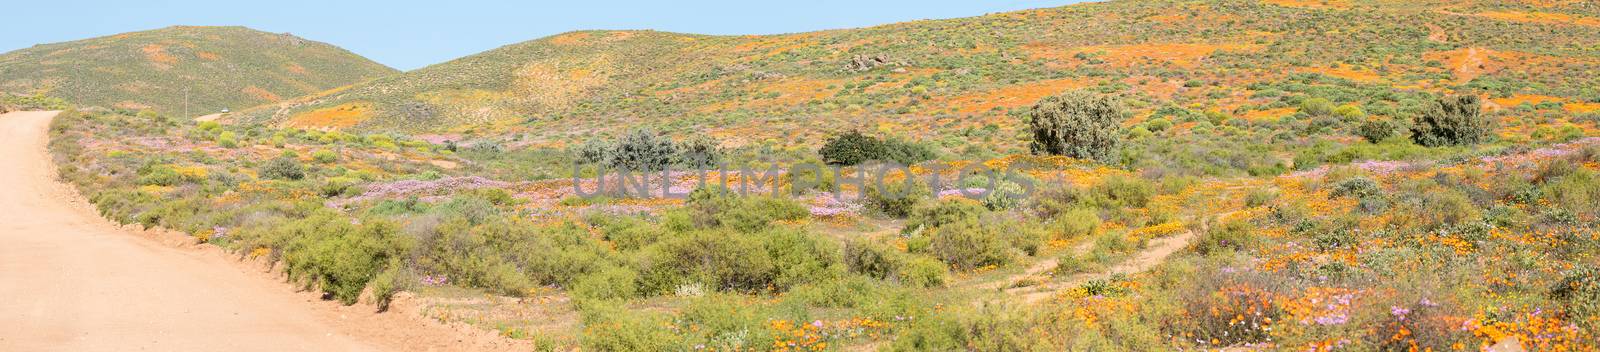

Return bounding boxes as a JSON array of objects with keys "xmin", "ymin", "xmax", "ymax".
[
  {"xmin": 0, "ymin": 26, "xmax": 396, "ymax": 116},
  {"xmin": 238, "ymin": 0, "xmax": 1600, "ymax": 151}
]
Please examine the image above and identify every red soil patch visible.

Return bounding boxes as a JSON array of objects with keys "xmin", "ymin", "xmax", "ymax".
[
  {"xmin": 114, "ymin": 101, "xmax": 152, "ymax": 110},
  {"xmin": 242, "ymin": 86, "xmax": 283, "ymax": 103},
  {"xmin": 1424, "ymin": 23, "xmax": 1448, "ymax": 43},
  {"xmin": 285, "ymin": 103, "xmax": 373, "ymax": 129},
  {"xmin": 1423, "ymin": 48, "xmax": 1528, "ymax": 84}
]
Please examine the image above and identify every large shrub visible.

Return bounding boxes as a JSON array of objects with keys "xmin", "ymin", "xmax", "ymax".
[
  {"xmin": 577, "ymin": 129, "xmax": 724, "ymax": 171},
  {"xmin": 819, "ymin": 130, "xmax": 884, "ymax": 166},
  {"xmin": 270, "ymin": 213, "xmax": 412, "ymax": 305},
  {"xmin": 260, "ymin": 156, "xmax": 306, "ymax": 180},
  {"xmin": 637, "ymin": 231, "xmax": 776, "ymax": 294},
  {"xmin": 818, "ymin": 131, "xmax": 936, "ymax": 166},
  {"xmin": 610, "ymin": 128, "xmax": 679, "ymax": 171},
  {"xmin": 1355, "ymin": 118, "xmax": 1398, "ymax": 143},
  {"xmin": 1026, "ymin": 90, "xmax": 1125, "ymax": 162},
  {"xmin": 1410, "ymin": 95, "xmax": 1491, "ymax": 147}
]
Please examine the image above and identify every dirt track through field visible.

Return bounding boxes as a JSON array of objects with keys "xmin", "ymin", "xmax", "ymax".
[{"xmin": 0, "ymin": 111, "xmax": 520, "ymax": 351}]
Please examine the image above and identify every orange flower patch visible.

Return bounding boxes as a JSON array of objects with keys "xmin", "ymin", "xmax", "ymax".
[
  {"xmin": 241, "ymin": 86, "xmax": 282, "ymax": 102},
  {"xmin": 1472, "ymin": 11, "xmax": 1600, "ymax": 27},
  {"xmin": 285, "ymin": 102, "xmax": 374, "ymax": 129},
  {"xmin": 1298, "ymin": 66, "xmax": 1382, "ymax": 82},
  {"xmin": 1422, "ymin": 48, "xmax": 1555, "ymax": 84},
  {"xmin": 1242, "ymin": 108, "xmax": 1296, "ymax": 123},
  {"xmin": 1567, "ymin": 102, "xmax": 1600, "ymax": 114},
  {"xmin": 547, "ymin": 32, "xmax": 591, "ymax": 46},
  {"xmin": 1072, "ymin": 43, "xmax": 1261, "ymax": 69},
  {"xmin": 1262, "ymin": 0, "xmax": 1351, "ymax": 9},
  {"xmin": 1490, "ymin": 94, "xmax": 1562, "ymax": 110},
  {"xmin": 140, "ymin": 44, "xmax": 177, "ymax": 66},
  {"xmin": 940, "ymin": 78, "xmax": 1094, "ymax": 115}
]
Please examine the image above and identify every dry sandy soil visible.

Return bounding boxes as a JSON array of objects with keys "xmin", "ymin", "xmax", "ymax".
[{"xmin": 0, "ymin": 111, "xmax": 524, "ymax": 351}]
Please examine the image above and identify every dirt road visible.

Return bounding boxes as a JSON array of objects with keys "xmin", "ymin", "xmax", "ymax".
[{"xmin": 0, "ymin": 111, "xmax": 517, "ymax": 351}]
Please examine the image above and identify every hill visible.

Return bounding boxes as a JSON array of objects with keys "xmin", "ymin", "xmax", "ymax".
[
  {"xmin": 0, "ymin": 26, "xmax": 396, "ymax": 116},
  {"xmin": 238, "ymin": 0, "xmax": 1600, "ymax": 150}
]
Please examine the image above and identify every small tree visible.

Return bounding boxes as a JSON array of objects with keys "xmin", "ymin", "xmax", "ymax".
[
  {"xmin": 1411, "ymin": 95, "xmax": 1491, "ymax": 147},
  {"xmin": 261, "ymin": 156, "xmax": 306, "ymax": 180},
  {"xmin": 610, "ymin": 129, "xmax": 678, "ymax": 171},
  {"xmin": 1026, "ymin": 91, "xmax": 1125, "ymax": 162},
  {"xmin": 1355, "ymin": 118, "xmax": 1398, "ymax": 143},
  {"xmin": 818, "ymin": 130, "xmax": 886, "ymax": 166},
  {"xmin": 675, "ymin": 137, "xmax": 723, "ymax": 169}
]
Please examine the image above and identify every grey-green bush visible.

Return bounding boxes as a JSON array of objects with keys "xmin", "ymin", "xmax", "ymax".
[
  {"xmin": 1410, "ymin": 95, "xmax": 1491, "ymax": 147},
  {"xmin": 1026, "ymin": 90, "xmax": 1125, "ymax": 162}
]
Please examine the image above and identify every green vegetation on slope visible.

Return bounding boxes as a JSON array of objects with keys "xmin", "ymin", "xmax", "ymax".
[
  {"xmin": 239, "ymin": 0, "xmax": 1600, "ymax": 153},
  {"xmin": 0, "ymin": 26, "xmax": 396, "ymax": 116}
]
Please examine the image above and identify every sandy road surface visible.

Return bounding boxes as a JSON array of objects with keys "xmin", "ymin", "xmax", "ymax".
[{"xmin": 0, "ymin": 111, "xmax": 520, "ymax": 351}]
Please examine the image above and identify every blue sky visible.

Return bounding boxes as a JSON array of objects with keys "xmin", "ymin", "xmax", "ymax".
[{"xmin": 3, "ymin": 0, "xmax": 1086, "ymax": 71}]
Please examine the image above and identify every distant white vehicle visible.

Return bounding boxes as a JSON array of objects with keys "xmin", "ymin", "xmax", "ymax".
[{"xmin": 220, "ymin": 108, "xmax": 230, "ymax": 113}]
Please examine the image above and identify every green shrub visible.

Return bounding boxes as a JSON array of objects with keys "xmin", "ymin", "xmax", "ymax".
[
  {"xmin": 1193, "ymin": 221, "xmax": 1257, "ymax": 255},
  {"xmin": 844, "ymin": 240, "xmax": 902, "ymax": 280},
  {"xmin": 593, "ymin": 215, "xmax": 663, "ymax": 251},
  {"xmin": 638, "ymin": 231, "xmax": 776, "ymax": 294},
  {"xmin": 1056, "ymin": 207, "xmax": 1101, "ymax": 239},
  {"xmin": 217, "ymin": 131, "xmax": 239, "ymax": 148},
  {"xmin": 1541, "ymin": 169, "xmax": 1600, "ymax": 218},
  {"xmin": 898, "ymin": 256, "xmax": 949, "ymax": 288},
  {"xmin": 818, "ymin": 131, "xmax": 936, "ymax": 166},
  {"xmin": 609, "ymin": 128, "xmax": 678, "ymax": 171},
  {"xmin": 137, "ymin": 164, "xmax": 183, "ymax": 186},
  {"xmin": 719, "ymin": 196, "xmax": 808, "ymax": 233},
  {"xmin": 1244, "ymin": 188, "xmax": 1279, "ymax": 207},
  {"xmin": 273, "ymin": 214, "xmax": 411, "ymax": 305},
  {"xmin": 685, "ymin": 188, "xmax": 807, "ymax": 232},
  {"xmin": 1329, "ymin": 177, "xmax": 1381, "ymax": 199},
  {"xmin": 1026, "ymin": 90, "xmax": 1125, "ymax": 162},
  {"xmin": 1090, "ymin": 175, "xmax": 1154, "ymax": 208},
  {"xmin": 890, "ymin": 304, "xmax": 1038, "ymax": 351},
  {"xmin": 675, "ymin": 136, "xmax": 723, "ymax": 169},
  {"xmin": 1412, "ymin": 190, "xmax": 1480, "ymax": 229},
  {"xmin": 579, "ymin": 302, "xmax": 685, "ymax": 351},
  {"xmin": 904, "ymin": 199, "xmax": 985, "ymax": 234},
  {"xmin": 928, "ymin": 219, "xmax": 1012, "ymax": 270},
  {"xmin": 1411, "ymin": 95, "xmax": 1491, "ymax": 147},
  {"xmin": 318, "ymin": 176, "xmax": 360, "ymax": 197},
  {"xmin": 866, "ymin": 179, "xmax": 930, "ymax": 218},
  {"xmin": 311, "ymin": 150, "xmax": 339, "ymax": 163},
  {"xmin": 1300, "ymin": 97, "xmax": 1335, "ymax": 116},
  {"xmin": 572, "ymin": 265, "xmax": 640, "ymax": 301},
  {"xmin": 1551, "ymin": 265, "xmax": 1600, "ymax": 330},
  {"xmin": 261, "ymin": 156, "xmax": 306, "ymax": 180},
  {"xmin": 1355, "ymin": 118, "xmax": 1398, "ymax": 143},
  {"xmin": 1333, "ymin": 104, "xmax": 1366, "ymax": 120},
  {"xmin": 819, "ymin": 130, "xmax": 884, "ymax": 166},
  {"xmin": 760, "ymin": 229, "xmax": 842, "ymax": 290}
]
